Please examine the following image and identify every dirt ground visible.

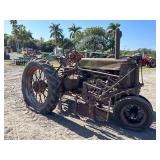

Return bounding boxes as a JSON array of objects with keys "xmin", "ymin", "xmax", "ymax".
[{"xmin": 4, "ymin": 63, "xmax": 156, "ymax": 140}]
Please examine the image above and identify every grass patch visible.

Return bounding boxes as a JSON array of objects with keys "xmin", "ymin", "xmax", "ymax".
[
  {"xmin": 4, "ymin": 60, "xmax": 14, "ymax": 65},
  {"xmin": 142, "ymin": 67, "xmax": 156, "ymax": 73}
]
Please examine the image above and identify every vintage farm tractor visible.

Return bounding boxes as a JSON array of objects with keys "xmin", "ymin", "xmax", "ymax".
[
  {"xmin": 22, "ymin": 29, "xmax": 153, "ymax": 131},
  {"xmin": 142, "ymin": 55, "xmax": 156, "ymax": 68}
]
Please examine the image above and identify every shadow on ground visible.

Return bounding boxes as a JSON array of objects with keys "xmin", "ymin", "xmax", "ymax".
[{"xmin": 45, "ymin": 109, "xmax": 156, "ymax": 140}]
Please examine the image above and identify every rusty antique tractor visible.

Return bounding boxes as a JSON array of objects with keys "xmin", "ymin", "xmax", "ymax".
[{"xmin": 22, "ymin": 29, "xmax": 153, "ymax": 131}]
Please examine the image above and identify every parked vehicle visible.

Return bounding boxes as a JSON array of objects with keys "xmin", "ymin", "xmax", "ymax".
[
  {"xmin": 142, "ymin": 55, "xmax": 156, "ymax": 68},
  {"xmin": 21, "ymin": 29, "xmax": 153, "ymax": 131},
  {"xmin": 4, "ymin": 52, "xmax": 10, "ymax": 60}
]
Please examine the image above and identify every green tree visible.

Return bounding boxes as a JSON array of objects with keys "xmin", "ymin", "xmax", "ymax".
[
  {"xmin": 49, "ymin": 23, "xmax": 63, "ymax": 54},
  {"xmin": 4, "ymin": 34, "xmax": 17, "ymax": 51},
  {"xmin": 4, "ymin": 34, "xmax": 10, "ymax": 46},
  {"xmin": 41, "ymin": 40, "xmax": 55, "ymax": 52},
  {"xmin": 10, "ymin": 20, "xmax": 33, "ymax": 51},
  {"xmin": 10, "ymin": 20, "xmax": 18, "ymax": 34},
  {"xmin": 16, "ymin": 25, "xmax": 33, "ymax": 49},
  {"xmin": 77, "ymin": 27, "xmax": 111, "ymax": 51},
  {"xmin": 39, "ymin": 37, "xmax": 44, "ymax": 50},
  {"xmin": 78, "ymin": 35, "xmax": 109, "ymax": 51},
  {"xmin": 17, "ymin": 25, "xmax": 26, "ymax": 48},
  {"xmin": 60, "ymin": 38, "xmax": 74, "ymax": 54},
  {"xmin": 8, "ymin": 35, "xmax": 16, "ymax": 49},
  {"xmin": 84, "ymin": 27, "xmax": 105, "ymax": 36},
  {"xmin": 68, "ymin": 24, "xmax": 82, "ymax": 52},
  {"xmin": 136, "ymin": 48, "xmax": 156, "ymax": 58}
]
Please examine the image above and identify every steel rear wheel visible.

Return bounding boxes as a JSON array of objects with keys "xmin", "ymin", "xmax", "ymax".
[
  {"xmin": 114, "ymin": 96, "xmax": 153, "ymax": 131},
  {"xmin": 31, "ymin": 68, "xmax": 48, "ymax": 103},
  {"xmin": 22, "ymin": 61, "xmax": 61, "ymax": 114}
]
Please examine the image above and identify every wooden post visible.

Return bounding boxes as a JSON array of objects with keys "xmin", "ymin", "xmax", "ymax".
[{"xmin": 114, "ymin": 28, "xmax": 122, "ymax": 59}]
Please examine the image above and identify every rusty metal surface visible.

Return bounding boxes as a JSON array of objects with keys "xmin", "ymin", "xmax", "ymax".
[
  {"xmin": 114, "ymin": 28, "xmax": 122, "ymax": 59},
  {"xmin": 78, "ymin": 67, "xmax": 120, "ymax": 78},
  {"xmin": 76, "ymin": 102, "xmax": 90, "ymax": 117},
  {"xmin": 79, "ymin": 58, "xmax": 127, "ymax": 70}
]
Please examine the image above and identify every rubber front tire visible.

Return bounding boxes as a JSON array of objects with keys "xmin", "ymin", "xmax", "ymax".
[
  {"xmin": 114, "ymin": 96, "xmax": 153, "ymax": 131},
  {"xmin": 22, "ymin": 61, "xmax": 61, "ymax": 114}
]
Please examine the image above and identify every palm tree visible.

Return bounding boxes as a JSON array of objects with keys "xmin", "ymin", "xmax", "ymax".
[
  {"xmin": 10, "ymin": 20, "xmax": 17, "ymax": 29},
  {"xmin": 49, "ymin": 23, "xmax": 63, "ymax": 54},
  {"xmin": 17, "ymin": 25, "xmax": 26, "ymax": 49},
  {"xmin": 10, "ymin": 20, "xmax": 19, "ymax": 50},
  {"xmin": 68, "ymin": 24, "xmax": 82, "ymax": 52},
  {"xmin": 107, "ymin": 23, "xmax": 121, "ymax": 32},
  {"xmin": 15, "ymin": 25, "xmax": 33, "ymax": 49},
  {"xmin": 107, "ymin": 23, "xmax": 121, "ymax": 53}
]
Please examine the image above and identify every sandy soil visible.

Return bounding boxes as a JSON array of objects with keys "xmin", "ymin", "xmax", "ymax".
[{"xmin": 4, "ymin": 63, "xmax": 156, "ymax": 140}]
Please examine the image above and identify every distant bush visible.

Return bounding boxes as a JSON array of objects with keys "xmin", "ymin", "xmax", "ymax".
[{"xmin": 121, "ymin": 48, "xmax": 156, "ymax": 59}]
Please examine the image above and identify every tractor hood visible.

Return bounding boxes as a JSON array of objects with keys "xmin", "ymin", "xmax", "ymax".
[{"xmin": 79, "ymin": 58, "xmax": 129, "ymax": 71}]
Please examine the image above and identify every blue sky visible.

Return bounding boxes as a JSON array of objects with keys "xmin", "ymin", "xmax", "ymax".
[{"xmin": 4, "ymin": 20, "xmax": 156, "ymax": 50}]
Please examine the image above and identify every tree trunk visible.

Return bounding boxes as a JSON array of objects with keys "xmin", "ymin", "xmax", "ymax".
[
  {"xmin": 54, "ymin": 46, "xmax": 57, "ymax": 55},
  {"xmin": 16, "ymin": 41, "xmax": 19, "ymax": 51}
]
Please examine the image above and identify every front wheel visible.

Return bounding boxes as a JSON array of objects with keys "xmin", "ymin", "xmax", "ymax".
[
  {"xmin": 114, "ymin": 96, "xmax": 153, "ymax": 131},
  {"xmin": 22, "ymin": 61, "xmax": 61, "ymax": 114}
]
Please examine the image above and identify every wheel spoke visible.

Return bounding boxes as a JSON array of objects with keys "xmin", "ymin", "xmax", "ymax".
[
  {"xmin": 39, "ymin": 94, "xmax": 42, "ymax": 103},
  {"xmin": 31, "ymin": 68, "xmax": 49, "ymax": 104},
  {"xmin": 43, "ymin": 75, "xmax": 47, "ymax": 82},
  {"xmin": 41, "ymin": 72, "xmax": 44, "ymax": 80},
  {"xmin": 43, "ymin": 92, "xmax": 47, "ymax": 99},
  {"xmin": 35, "ymin": 92, "xmax": 37, "ymax": 98},
  {"xmin": 35, "ymin": 71, "xmax": 39, "ymax": 81},
  {"xmin": 39, "ymin": 69, "xmax": 42, "ymax": 79},
  {"xmin": 32, "ymin": 74, "xmax": 37, "ymax": 83}
]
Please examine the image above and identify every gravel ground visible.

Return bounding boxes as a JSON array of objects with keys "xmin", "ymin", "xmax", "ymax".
[{"xmin": 4, "ymin": 63, "xmax": 156, "ymax": 140}]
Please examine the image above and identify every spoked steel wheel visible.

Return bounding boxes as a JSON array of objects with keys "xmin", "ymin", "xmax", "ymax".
[
  {"xmin": 31, "ymin": 68, "xmax": 48, "ymax": 104},
  {"xmin": 114, "ymin": 96, "xmax": 153, "ymax": 131},
  {"xmin": 22, "ymin": 61, "xmax": 61, "ymax": 114}
]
